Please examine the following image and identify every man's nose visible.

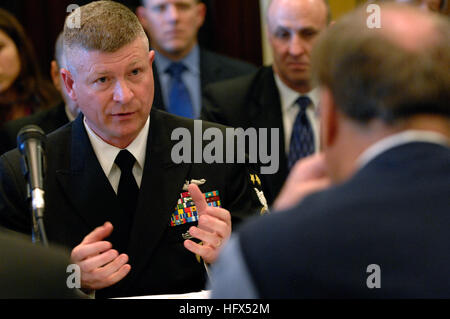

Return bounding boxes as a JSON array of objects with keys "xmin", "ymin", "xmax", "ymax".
[
  {"xmin": 165, "ymin": 4, "xmax": 180, "ymax": 22},
  {"xmin": 289, "ymin": 35, "xmax": 306, "ymax": 56},
  {"xmin": 113, "ymin": 80, "xmax": 134, "ymax": 104}
]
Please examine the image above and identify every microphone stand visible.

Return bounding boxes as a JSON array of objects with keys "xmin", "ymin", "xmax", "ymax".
[
  {"xmin": 25, "ymin": 181, "xmax": 48, "ymax": 246},
  {"xmin": 18, "ymin": 125, "xmax": 49, "ymax": 247},
  {"xmin": 31, "ymin": 188, "xmax": 48, "ymax": 247}
]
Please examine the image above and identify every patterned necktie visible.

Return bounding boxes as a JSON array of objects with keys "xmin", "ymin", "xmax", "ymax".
[
  {"xmin": 114, "ymin": 150, "xmax": 139, "ymax": 251},
  {"xmin": 288, "ymin": 96, "xmax": 315, "ymax": 171},
  {"xmin": 166, "ymin": 62, "xmax": 194, "ymax": 118}
]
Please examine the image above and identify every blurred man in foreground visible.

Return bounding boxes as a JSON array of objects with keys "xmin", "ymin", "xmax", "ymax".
[{"xmin": 209, "ymin": 3, "xmax": 450, "ymax": 298}]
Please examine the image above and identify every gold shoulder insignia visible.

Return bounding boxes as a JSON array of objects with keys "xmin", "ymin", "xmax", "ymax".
[{"xmin": 254, "ymin": 174, "xmax": 261, "ymax": 186}]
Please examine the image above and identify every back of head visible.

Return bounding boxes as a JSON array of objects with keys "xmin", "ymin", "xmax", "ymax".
[
  {"xmin": 312, "ymin": 3, "xmax": 450, "ymax": 125},
  {"xmin": 369, "ymin": 0, "xmax": 448, "ymax": 14},
  {"xmin": 63, "ymin": 0, "xmax": 148, "ymax": 72}
]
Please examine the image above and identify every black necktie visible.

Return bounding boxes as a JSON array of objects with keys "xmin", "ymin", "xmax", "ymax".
[
  {"xmin": 166, "ymin": 62, "xmax": 194, "ymax": 118},
  {"xmin": 288, "ymin": 96, "xmax": 315, "ymax": 171},
  {"xmin": 114, "ymin": 150, "xmax": 139, "ymax": 251}
]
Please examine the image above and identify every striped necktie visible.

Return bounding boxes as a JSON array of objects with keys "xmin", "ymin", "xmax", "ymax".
[{"xmin": 287, "ymin": 96, "xmax": 315, "ymax": 171}]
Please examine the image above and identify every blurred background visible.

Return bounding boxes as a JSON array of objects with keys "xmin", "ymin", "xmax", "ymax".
[{"xmin": 0, "ymin": 0, "xmax": 363, "ymax": 81}]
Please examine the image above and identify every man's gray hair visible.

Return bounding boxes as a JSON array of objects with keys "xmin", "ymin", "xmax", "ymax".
[
  {"xmin": 312, "ymin": 3, "xmax": 450, "ymax": 124},
  {"xmin": 63, "ymin": 1, "xmax": 148, "ymax": 71}
]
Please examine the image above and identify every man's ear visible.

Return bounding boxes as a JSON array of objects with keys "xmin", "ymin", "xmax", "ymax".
[
  {"xmin": 60, "ymin": 68, "xmax": 77, "ymax": 102},
  {"xmin": 195, "ymin": 2, "xmax": 207, "ymax": 29},
  {"xmin": 319, "ymin": 87, "xmax": 338, "ymax": 150},
  {"xmin": 149, "ymin": 50, "xmax": 155, "ymax": 65}
]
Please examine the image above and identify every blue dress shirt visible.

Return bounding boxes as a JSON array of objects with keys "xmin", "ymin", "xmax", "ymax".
[{"xmin": 154, "ymin": 45, "xmax": 201, "ymax": 118}]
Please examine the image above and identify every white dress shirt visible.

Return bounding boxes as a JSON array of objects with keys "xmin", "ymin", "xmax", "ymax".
[
  {"xmin": 357, "ymin": 130, "xmax": 449, "ymax": 169},
  {"xmin": 274, "ymin": 74, "xmax": 320, "ymax": 156},
  {"xmin": 83, "ymin": 117, "xmax": 150, "ymax": 194}
]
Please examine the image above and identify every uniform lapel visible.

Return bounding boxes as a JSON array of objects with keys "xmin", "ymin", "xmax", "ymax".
[
  {"xmin": 55, "ymin": 115, "xmax": 119, "ymax": 232},
  {"xmin": 251, "ymin": 67, "xmax": 288, "ymax": 201}
]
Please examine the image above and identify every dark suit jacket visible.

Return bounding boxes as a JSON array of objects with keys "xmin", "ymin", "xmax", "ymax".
[
  {"xmin": 152, "ymin": 48, "xmax": 257, "ymax": 112},
  {"xmin": 238, "ymin": 142, "xmax": 450, "ymax": 298},
  {"xmin": 0, "ymin": 108, "xmax": 261, "ymax": 298},
  {"xmin": 0, "ymin": 228, "xmax": 85, "ymax": 299},
  {"xmin": 201, "ymin": 66, "xmax": 287, "ymax": 206},
  {"xmin": 0, "ymin": 102, "xmax": 69, "ymax": 155}
]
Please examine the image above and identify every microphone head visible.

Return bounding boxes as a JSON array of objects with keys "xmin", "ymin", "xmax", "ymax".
[{"xmin": 17, "ymin": 125, "xmax": 46, "ymax": 150}]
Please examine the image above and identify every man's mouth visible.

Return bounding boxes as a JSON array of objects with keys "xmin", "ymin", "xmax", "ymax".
[
  {"xmin": 112, "ymin": 111, "xmax": 136, "ymax": 117},
  {"xmin": 165, "ymin": 29, "xmax": 183, "ymax": 37}
]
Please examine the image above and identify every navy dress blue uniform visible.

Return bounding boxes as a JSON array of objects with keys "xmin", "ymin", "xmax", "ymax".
[{"xmin": 0, "ymin": 108, "xmax": 262, "ymax": 298}]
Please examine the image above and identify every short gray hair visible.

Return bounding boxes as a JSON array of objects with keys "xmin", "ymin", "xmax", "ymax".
[{"xmin": 63, "ymin": 1, "xmax": 148, "ymax": 70}]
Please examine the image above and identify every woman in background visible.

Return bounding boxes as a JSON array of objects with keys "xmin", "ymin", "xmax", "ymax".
[{"xmin": 0, "ymin": 8, "xmax": 59, "ymax": 127}]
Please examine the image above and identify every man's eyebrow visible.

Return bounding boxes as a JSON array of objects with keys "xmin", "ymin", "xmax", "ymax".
[
  {"xmin": 129, "ymin": 61, "xmax": 141, "ymax": 67},
  {"xmin": 89, "ymin": 69, "xmax": 110, "ymax": 76},
  {"xmin": 274, "ymin": 24, "xmax": 320, "ymax": 32}
]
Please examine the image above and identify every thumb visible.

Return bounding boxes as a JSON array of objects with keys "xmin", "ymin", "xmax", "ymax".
[{"xmin": 81, "ymin": 221, "xmax": 114, "ymax": 244}]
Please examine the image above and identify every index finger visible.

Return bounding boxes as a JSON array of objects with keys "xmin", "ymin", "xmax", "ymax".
[
  {"xmin": 188, "ymin": 184, "xmax": 208, "ymax": 214},
  {"xmin": 200, "ymin": 207, "xmax": 231, "ymax": 226},
  {"xmin": 81, "ymin": 221, "xmax": 113, "ymax": 245},
  {"xmin": 71, "ymin": 241, "xmax": 113, "ymax": 262}
]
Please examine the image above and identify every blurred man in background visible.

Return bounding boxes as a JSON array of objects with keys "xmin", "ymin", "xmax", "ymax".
[
  {"xmin": 136, "ymin": 0, "xmax": 256, "ymax": 118},
  {"xmin": 201, "ymin": 0, "xmax": 330, "ymax": 205}
]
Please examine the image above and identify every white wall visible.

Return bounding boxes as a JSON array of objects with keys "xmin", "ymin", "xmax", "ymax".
[{"xmin": 259, "ymin": 0, "xmax": 273, "ymax": 65}]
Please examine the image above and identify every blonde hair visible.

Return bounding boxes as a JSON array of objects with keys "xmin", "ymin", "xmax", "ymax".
[{"xmin": 63, "ymin": 1, "xmax": 148, "ymax": 71}]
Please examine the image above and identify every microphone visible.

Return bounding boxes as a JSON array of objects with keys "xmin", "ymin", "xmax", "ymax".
[{"xmin": 17, "ymin": 125, "xmax": 48, "ymax": 246}]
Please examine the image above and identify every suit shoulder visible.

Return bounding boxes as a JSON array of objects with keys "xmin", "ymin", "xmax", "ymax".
[
  {"xmin": 1, "ymin": 112, "xmax": 49, "ymax": 151},
  {"xmin": 201, "ymin": 49, "xmax": 257, "ymax": 76},
  {"xmin": 3, "ymin": 110, "xmax": 49, "ymax": 134},
  {"xmin": 202, "ymin": 67, "xmax": 273, "ymax": 113},
  {"xmin": 46, "ymin": 119, "xmax": 74, "ymax": 145},
  {"xmin": 204, "ymin": 66, "xmax": 272, "ymax": 93},
  {"xmin": 152, "ymin": 108, "xmax": 231, "ymax": 131},
  {"xmin": 1, "ymin": 103, "xmax": 67, "ymax": 143},
  {"xmin": 203, "ymin": 70, "xmax": 261, "ymax": 107}
]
